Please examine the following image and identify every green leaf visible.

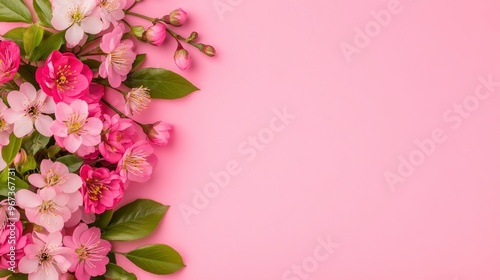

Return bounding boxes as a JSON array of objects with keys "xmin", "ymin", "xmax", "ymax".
[
  {"xmin": 31, "ymin": 31, "xmax": 64, "ymax": 61},
  {"xmin": 18, "ymin": 154, "xmax": 36, "ymax": 175},
  {"xmin": 123, "ymin": 68, "xmax": 199, "ymax": 99},
  {"xmin": 17, "ymin": 65, "xmax": 38, "ymax": 86},
  {"xmin": 0, "ymin": 0, "xmax": 32, "ymax": 23},
  {"xmin": 101, "ymin": 199, "xmax": 168, "ymax": 241},
  {"xmin": 24, "ymin": 24, "xmax": 44, "ymax": 60},
  {"xmin": 131, "ymin": 54, "xmax": 146, "ymax": 72},
  {"xmin": 46, "ymin": 145, "xmax": 61, "ymax": 159},
  {"xmin": 0, "ymin": 269, "xmax": 12, "ymax": 277},
  {"xmin": 33, "ymin": 0, "xmax": 52, "ymax": 27},
  {"xmin": 2, "ymin": 134, "xmax": 22, "ymax": 165},
  {"xmin": 104, "ymin": 263, "xmax": 137, "ymax": 280},
  {"xmin": 3, "ymin": 27, "xmax": 27, "ymax": 55},
  {"xmin": 22, "ymin": 131, "xmax": 50, "ymax": 155},
  {"xmin": 96, "ymin": 209, "xmax": 113, "ymax": 228},
  {"xmin": 7, "ymin": 273, "xmax": 28, "ymax": 280},
  {"xmin": 56, "ymin": 155, "xmax": 83, "ymax": 173},
  {"xmin": 81, "ymin": 58, "xmax": 101, "ymax": 71},
  {"xmin": 125, "ymin": 244, "xmax": 185, "ymax": 275}
]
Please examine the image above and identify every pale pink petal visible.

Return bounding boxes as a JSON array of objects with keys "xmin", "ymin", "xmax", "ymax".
[
  {"xmin": 6, "ymin": 91, "xmax": 25, "ymax": 111},
  {"xmin": 20, "ymin": 83, "xmax": 37, "ymax": 101},
  {"xmin": 13, "ymin": 116, "xmax": 33, "ymax": 137},
  {"xmin": 3, "ymin": 109, "xmax": 24, "ymax": 124},
  {"xmin": 81, "ymin": 16, "xmax": 103, "ymax": 34},
  {"xmin": 35, "ymin": 115, "xmax": 54, "ymax": 137},
  {"xmin": 28, "ymin": 174, "xmax": 46, "ymax": 188},
  {"xmin": 64, "ymin": 134, "xmax": 82, "ymax": 153},
  {"xmin": 51, "ymin": 13, "xmax": 72, "ymax": 31},
  {"xmin": 66, "ymin": 24, "xmax": 84, "ymax": 46},
  {"xmin": 16, "ymin": 189, "xmax": 42, "ymax": 208},
  {"xmin": 62, "ymin": 174, "xmax": 83, "ymax": 193},
  {"xmin": 41, "ymin": 95, "xmax": 56, "ymax": 114},
  {"xmin": 18, "ymin": 256, "xmax": 39, "ymax": 274},
  {"xmin": 55, "ymin": 102, "xmax": 73, "ymax": 121}
]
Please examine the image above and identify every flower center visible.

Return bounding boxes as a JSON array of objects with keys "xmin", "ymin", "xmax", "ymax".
[
  {"xmin": 37, "ymin": 249, "xmax": 53, "ymax": 264},
  {"xmin": 45, "ymin": 170, "xmax": 62, "ymax": 187},
  {"xmin": 86, "ymin": 178, "xmax": 108, "ymax": 201},
  {"xmin": 56, "ymin": 65, "xmax": 76, "ymax": 92},
  {"xmin": 39, "ymin": 201, "xmax": 57, "ymax": 214},
  {"xmin": 100, "ymin": 0, "xmax": 120, "ymax": 12},
  {"xmin": 0, "ymin": 118, "xmax": 10, "ymax": 132},
  {"xmin": 123, "ymin": 152, "xmax": 148, "ymax": 176},
  {"xmin": 66, "ymin": 114, "xmax": 86, "ymax": 134},
  {"xmin": 27, "ymin": 106, "xmax": 38, "ymax": 117},
  {"xmin": 71, "ymin": 11, "xmax": 84, "ymax": 23},
  {"xmin": 75, "ymin": 245, "xmax": 89, "ymax": 259}
]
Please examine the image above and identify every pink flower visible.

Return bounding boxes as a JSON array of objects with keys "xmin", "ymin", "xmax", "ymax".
[
  {"xmin": 168, "ymin": 8, "xmax": 188, "ymax": 27},
  {"xmin": 80, "ymin": 164, "xmax": 124, "ymax": 214},
  {"xmin": 0, "ymin": 41, "xmax": 20, "ymax": 84},
  {"xmin": 145, "ymin": 121, "xmax": 172, "ymax": 146},
  {"xmin": 18, "ymin": 231, "xmax": 74, "ymax": 279},
  {"xmin": 17, "ymin": 188, "xmax": 72, "ymax": 233},
  {"xmin": 144, "ymin": 23, "xmax": 167, "ymax": 46},
  {"xmin": 99, "ymin": 25, "xmax": 136, "ymax": 88},
  {"xmin": 51, "ymin": 0, "xmax": 103, "ymax": 46},
  {"xmin": 28, "ymin": 159, "xmax": 82, "ymax": 194},
  {"xmin": 96, "ymin": 0, "xmax": 127, "ymax": 30},
  {"xmin": 124, "ymin": 86, "xmax": 151, "ymax": 116},
  {"xmin": 36, "ymin": 51, "xmax": 93, "ymax": 103},
  {"xmin": 4, "ymin": 82, "xmax": 55, "ymax": 137},
  {"xmin": 98, "ymin": 114, "xmax": 136, "ymax": 163},
  {"xmin": 174, "ymin": 48, "xmax": 192, "ymax": 70},
  {"xmin": 0, "ymin": 102, "xmax": 12, "ymax": 145},
  {"xmin": 84, "ymin": 83, "xmax": 105, "ymax": 118},
  {"xmin": 0, "ymin": 202, "xmax": 30, "ymax": 271},
  {"xmin": 0, "ymin": 149, "xmax": 5, "ymax": 171},
  {"xmin": 63, "ymin": 223, "xmax": 111, "ymax": 280},
  {"xmin": 51, "ymin": 100, "xmax": 103, "ymax": 153},
  {"xmin": 65, "ymin": 206, "xmax": 95, "ymax": 228},
  {"xmin": 118, "ymin": 141, "xmax": 157, "ymax": 183}
]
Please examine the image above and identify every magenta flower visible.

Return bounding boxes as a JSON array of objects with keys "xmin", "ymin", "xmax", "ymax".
[
  {"xmin": 36, "ymin": 51, "xmax": 93, "ymax": 103},
  {"xmin": 168, "ymin": 8, "xmax": 188, "ymax": 27},
  {"xmin": 80, "ymin": 164, "xmax": 124, "ymax": 214},
  {"xmin": 17, "ymin": 188, "xmax": 72, "ymax": 233},
  {"xmin": 18, "ymin": 231, "xmax": 74, "ymax": 279},
  {"xmin": 63, "ymin": 223, "xmax": 111, "ymax": 280},
  {"xmin": 4, "ymin": 82, "xmax": 55, "ymax": 137},
  {"xmin": 99, "ymin": 25, "xmax": 136, "ymax": 88},
  {"xmin": 0, "ymin": 202, "xmax": 30, "ymax": 271},
  {"xmin": 144, "ymin": 23, "xmax": 167, "ymax": 46},
  {"xmin": 0, "ymin": 41, "xmax": 20, "ymax": 84},
  {"xmin": 28, "ymin": 159, "xmax": 82, "ymax": 194},
  {"xmin": 174, "ymin": 48, "xmax": 192, "ymax": 71},
  {"xmin": 145, "ymin": 121, "xmax": 172, "ymax": 146},
  {"xmin": 118, "ymin": 141, "xmax": 158, "ymax": 183},
  {"xmin": 98, "ymin": 114, "xmax": 137, "ymax": 163},
  {"xmin": 84, "ymin": 83, "xmax": 105, "ymax": 118},
  {"xmin": 50, "ymin": 100, "xmax": 103, "ymax": 153},
  {"xmin": 0, "ymin": 102, "xmax": 12, "ymax": 146},
  {"xmin": 96, "ymin": 0, "xmax": 127, "ymax": 30}
]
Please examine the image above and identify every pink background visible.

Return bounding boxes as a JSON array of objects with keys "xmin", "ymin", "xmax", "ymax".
[{"xmin": 4, "ymin": 0, "xmax": 500, "ymax": 279}]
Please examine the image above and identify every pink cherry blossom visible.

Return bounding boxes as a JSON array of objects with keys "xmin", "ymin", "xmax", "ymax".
[
  {"xmin": 16, "ymin": 188, "xmax": 72, "ymax": 233},
  {"xmin": 144, "ymin": 23, "xmax": 167, "ymax": 46},
  {"xmin": 0, "ymin": 41, "xmax": 20, "ymax": 84},
  {"xmin": 145, "ymin": 121, "xmax": 172, "ymax": 146},
  {"xmin": 118, "ymin": 140, "xmax": 157, "ymax": 182},
  {"xmin": 50, "ymin": 100, "xmax": 103, "ymax": 153},
  {"xmin": 18, "ymin": 231, "xmax": 74, "ymax": 279},
  {"xmin": 85, "ymin": 83, "xmax": 105, "ymax": 118},
  {"xmin": 125, "ymin": 86, "xmax": 151, "ymax": 116},
  {"xmin": 28, "ymin": 159, "xmax": 82, "ymax": 194},
  {"xmin": 65, "ymin": 206, "xmax": 95, "ymax": 228},
  {"xmin": 99, "ymin": 25, "xmax": 136, "ymax": 88},
  {"xmin": 51, "ymin": 0, "xmax": 103, "ymax": 46},
  {"xmin": 36, "ymin": 51, "xmax": 93, "ymax": 103},
  {"xmin": 0, "ymin": 201, "xmax": 30, "ymax": 271},
  {"xmin": 80, "ymin": 164, "xmax": 124, "ymax": 214},
  {"xmin": 4, "ymin": 82, "xmax": 55, "ymax": 137},
  {"xmin": 96, "ymin": 0, "xmax": 127, "ymax": 30},
  {"xmin": 0, "ymin": 102, "xmax": 12, "ymax": 146},
  {"xmin": 63, "ymin": 223, "xmax": 111, "ymax": 280},
  {"xmin": 98, "ymin": 114, "xmax": 137, "ymax": 163}
]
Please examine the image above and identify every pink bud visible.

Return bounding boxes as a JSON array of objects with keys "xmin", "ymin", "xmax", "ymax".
[
  {"xmin": 174, "ymin": 48, "xmax": 192, "ymax": 70},
  {"xmin": 144, "ymin": 23, "xmax": 167, "ymax": 46},
  {"xmin": 145, "ymin": 121, "xmax": 172, "ymax": 146},
  {"xmin": 169, "ymin": 8, "xmax": 188, "ymax": 27}
]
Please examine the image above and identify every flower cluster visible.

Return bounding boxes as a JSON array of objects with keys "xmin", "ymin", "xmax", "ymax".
[{"xmin": 0, "ymin": 0, "xmax": 214, "ymax": 279}]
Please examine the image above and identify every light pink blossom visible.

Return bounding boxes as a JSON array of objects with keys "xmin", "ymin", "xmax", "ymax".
[
  {"xmin": 145, "ymin": 121, "xmax": 172, "ymax": 146},
  {"xmin": 96, "ymin": 0, "xmax": 127, "ymax": 30},
  {"xmin": 80, "ymin": 164, "xmax": 124, "ymax": 214},
  {"xmin": 118, "ymin": 141, "xmax": 157, "ymax": 182},
  {"xmin": 0, "ymin": 102, "xmax": 12, "ymax": 146},
  {"xmin": 28, "ymin": 159, "xmax": 82, "ymax": 194},
  {"xmin": 125, "ymin": 86, "xmax": 151, "ymax": 116},
  {"xmin": 0, "ymin": 41, "xmax": 20, "ymax": 84},
  {"xmin": 50, "ymin": 100, "xmax": 103, "ymax": 153},
  {"xmin": 99, "ymin": 25, "xmax": 136, "ymax": 88},
  {"xmin": 51, "ymin": 0, "xmax": 103, "ymax": 46},
  {"xmin": 18, "ymin": 231, "xmax": 74, "ymax": 279},
  {"xmin": 65, "ymin": 206, "xmax": 95, "ymax": 228},
  {"xmin": 64, "ymin": 223, "xmax": 111, "ymax": 280},
  {"xmin": 4, "ymin": 82, "xmax": 55, "ymax": 137},
  {"xmin": 98, "ymin": 114, "xmax": 136, "ymax": 163}
]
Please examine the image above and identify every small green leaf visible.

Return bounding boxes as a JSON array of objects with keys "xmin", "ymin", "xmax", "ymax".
[
  {"xmin": 22, "ymin": 131, "xmax": 50, "ymax": 155},
  {"xmin": 131, "ymin": 54, "xmax": 146, "ymax": 72},
  {"xmin": 125, "ymin": 244, "xmax": 185, "ymax": 275},
  {"xmin": 56, "ymin": 155, "xmax": 83, "ymax": 173},
  {"xmin": 24, "ymin": 24, "xmax": 44, "ymax": 60},
  {"xmin": 81, "ymin": 58, "xmax": 101, "ymax": 71},
  {"xmin": 18, "ymin": 154, "xmax": 36, "ymax": 175},
  {"xmin": 96, "ymin": 209, "xmax": 113, "ymax": 228},
  {"xmin": 0, "ymin": 0, "xmax": 32, "ymax": 23},
  {"xmin": 46, "ymin": 145, "xmax": 61, "ymax": 159},
  {"xmin": 0, "ymin": 269, "xmax": 12, "ymax": 277},
  {"xmin": 123, "ymin": 68, "xmax": 199, "ymax": 99},
  {"xmin": 31, "ymin": 31, "xmax": 64, "ymax": 61},
  {"xmin": 2, "ymin": 134, "xmax": 22, "ymax": 165},
  {"xmin": 3, "ymin": 27, "xmax": 27, "ymax": 55},
  {"xmin": 33, "ymin": 0, "xmax": 52, "ymax": 27},
  {"xmin": 104, "ymin": 263, "xmax": 137, "ymax": 280},
  {"xmin": 17, "ymin": 65, "xmax": 38, "ymax": 86},
  {"xmin": 101, "ymin": 199, "xmax": 168, "ymax": 241}
]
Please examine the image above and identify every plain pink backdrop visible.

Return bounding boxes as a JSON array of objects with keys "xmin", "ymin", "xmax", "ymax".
[{"xmin": 4, "ymin": 0, "xmax": 500, "ymax": 279}]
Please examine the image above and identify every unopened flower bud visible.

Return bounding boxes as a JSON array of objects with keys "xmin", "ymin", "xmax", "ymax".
[
  {"xmin": 202, "ymin": 45, "xmax": 216, "ymax": 57},
  {"xmin": 187, "ymin": 32, "xmax": 198, "ymax": 42},
  {"xmin": 144, "ymin": 121, "xmax": 172, "ymax": 146},
  {"xmin": 167, "ymin": 8, "xmax": 188, "ymax": 27},
  {"xmin": 13, "ymin": 149, "xmax": 27, "ymax": 166},
  {"xmin": 174, "ymin": 47, "xmax": 191, "ymax": 70},
  {"xmin": 143, "ymin": 23, "xmax": 167, "ymax": 46}
]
